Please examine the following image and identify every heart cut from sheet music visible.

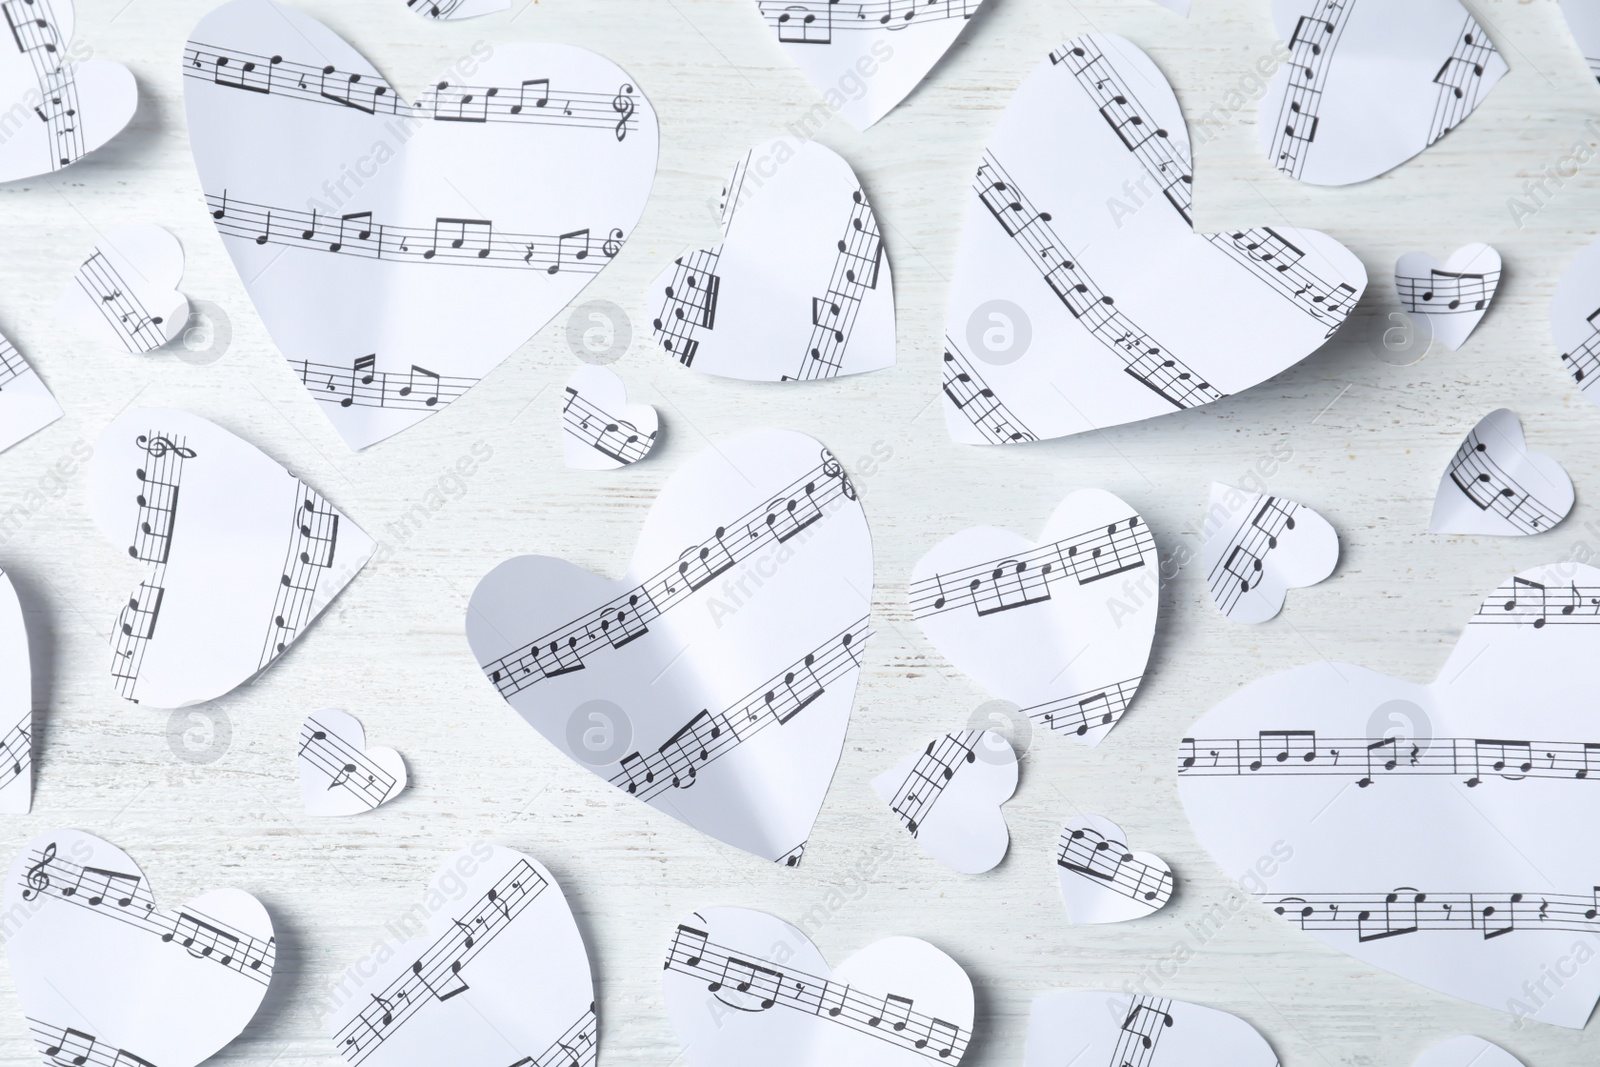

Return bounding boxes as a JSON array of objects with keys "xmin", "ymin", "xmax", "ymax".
[
  {"xmin": 466, "ymin": 429, "xmax": 872, "ymax": 865},
  {"xmin": 1394, "ymin": 244, "xmax": 1500, "ymax": 351},
  {"xmin": 1203, "ymin": 483, "xmax": 1338, "ymax": 624},
  {"xmin": 0, "ymin": 570, "xmax": 31, "ymax": 814},
  {"xmin": 562, "ymin": 365, "xmax": 657, "ymax": 469},
  {"xmin": 298, "ymin": 709, "xmax": 406, "ymax": 816},
  {"xmin": 1023, "ymin": 991, "xmax": 1278, "ymax": 1067},
  {"xmin": 183, "ymin": 0, "xmax": 659, "ymax": 450},
  {"xmin": 1261, "ymin": 0, "xmax": 1508, "ymax": 186},
  {"xmin": 872, "ymin": 729, "xmax": 1016, "ymax": 874},
  {"xmin": 1415, "ymin": 1036, "xmax": 1524, "ymax": 1067},
  {"xmin": 328, "ymin": 845, "xmax": 595, "ymax": 1067},
  {"xmin": 1429, "ymin": 409, "xmax": 1573, "ymax": 537},
  {"xmin": 910, "ymin": 488, "xmax": 1158, "ymax": 746},
  {"xmin": 53, "ymin": 223, "xmax": 189, "ymax": 354},
  {"xmin": 942, "ymin": 34, "xmax": 1367, "ymax": 445},
  {"xmin": 405, "ymin": 0, "xmax": 508, "ymax": 20},
  {"xmin": 649, "ymin": 137, "xmax": 894, "ymax": 382},
  {"xmin": 1559, "ymin": 0, "xmax": 1600, "ymax": 84},
  {"xmin": 1056, "ymin": 814, "xmax": 1174, "ymax": 924},
  {"xmin": 4, "ymin": 829, "xmax": 275, "ymax": 1067},
  {"xmin": 88, "ymin": 407, "xmax": 375, "ymax": 708},
  {"xmin": 1179, "ymin": 562, "xmax": 1600, "ymax": 1028},
  {"xmin": 665, "ymin": 907, "xmax": 975, "ymax": 1066},
  {"xmin": 1550, "ymin": 233, "xmax": 1600, "ymax": 409},
  {"xmin": 0, "ymin": 326, "xmax": 63, "ymax": 454}
]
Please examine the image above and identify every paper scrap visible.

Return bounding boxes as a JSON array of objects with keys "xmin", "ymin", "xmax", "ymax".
[
  {"xmin": 1023, "ymin": 991, "xmax": 1278, "ymax": 1067},
  {"xmin": 563, "ymin": 365, "xmax": 657, "ymax": 469},
  {"xmin": 1056, "ymin": 814, "xmax": 1173, "ymax": 924},
  {"xmin": 1394, "ymin": 244, "xmax": 1500, "ymax": 351},
  {"xmin": 1414, "ymin": 1036, "xmax": 1524, "ymax": 1067},
  {"xmin": 0, "ymin": 329, "xmax": 62, "ymax": 453},
  {"xmin": 1203, "ymin": 484, "xmax": 1338, "ymax": 624},
  {"xmin": 299, "ymin": 709, "xmax": 406, "ymax": 816},
  {"xmin": 1429, "ymin": 409, "xmax": 1572, "ymax": 536},
  {"xmin": 872, "ymin": 729, "xmax": 1016, "ymax": 874},
  {"xmin": 1559, "ymin": 0, "xmax": 1600, "ymax": 84},
  {"xmin": 0, "ymin": 569, "xmax": 31, "ymax": 814},
  {"xmin": 1550, "ymin": 233, "xmax": 1600, "ymax": 406},
  {"xmin": 53, "ymin": 223, "xmax": 188, "ymax": 354}
]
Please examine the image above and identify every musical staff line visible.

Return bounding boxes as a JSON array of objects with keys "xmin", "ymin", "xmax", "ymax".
[
  {"xmin": 298, "ymin": 716, "xmax": 399, "ymax": 810},
  {"xmin": 884, "ymin": 731, "xmax": 979, "ymax": 836},
  {"xmin": 511, "ymin": 1007, "xmax": 598, "ymax": 1067},
  {"xmin": 791, "ymin": 189, "xmax": 884, "ymax": 381},
  {"xmin": 294, "ymin": 356, "xmax": 475, "ymax": 413},
  {"xmin": 1204, "ymin": 229, "xmax": 1360, "ymax": 332},
  {"xmin": 1112, "ymin": 998, "xmax": 1174, "ymax": 1067},
  {"xmin": 0, "ymin": 333, "xmax": 29, "ymax": 391},
  {"xmin": 111, "ymin": 433, "xmax": 196, "ymax": 704},
  {"xmin": 1180, "ymin": 732, "xmax": 1600, "ymax": 786},
  {"xmin": 0, "ymin": 714, "xmax": 29, "ymax": 795},
  {"xmin": 1266, "ymin": 888, "xmax": 1600, "ymax": 940},
  {"xmin": 652, "ymin": 249, "xmax": 722, "ymax": 367},
  {"xmin": 1023, "ymin": 677, "xmax": 1143, "ymax": 740},
  {"xmin": 1057, "ymin": 825, "xmax": 1173, "ymax": 908},
  {"xmin": 1559, "ymin": 306, "xmax": 1600, "ymax": 392},
  {"xmin": 1206, "ymin": 496, "xmax": 1299, "ymax": 617},
  {"xmin": 1445, "ymin": 426, "xmax": 1565, "ymax": 535},
  {"xmin": 757, "ymin": 0, "xmax": 977, "ymax": 45},
  {"xmin": 1473, "ymin": 576, "xmax": 1600, "ymax": 625},
  {"xmin": 1427, "ymin": 14, "xmax": 1499, "ymax": 145},
  {"xmin": 562, "ymin": 386, "xmax": 655, "ymax": 466},
  {"xmin": 1268, "ymin": 0, "xmax": 1354, "ymax": 180},
  {"xmin": 3, "ymin": 0, "xmax": 85, "ymax": 171},
  {"xmin": 941, "ymin": 336, "xmax": 1036, "ymax": 444},
  {"xmin": 1396, "ymin": 267, "xmax": 1499, "ymax": 316},
  {"xmin": 74, "ymin": 250, "xmax": 170, "ymax": 353},
  {"xmin": 258, "ymin": 483, "xmax": 343, "ymax": 669},
  {"xmin": 27, "ymin": 1019, "xmax": 157, "ymax": 1067}
]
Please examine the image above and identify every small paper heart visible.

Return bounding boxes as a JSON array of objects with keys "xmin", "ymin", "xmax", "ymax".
[
  {"xmin": 872, "ymin": 728, "xmax": 1016, "ymax": 874},
  {"xmin": 54, "ymin": 224, "xmax": 188, "ymax": 354},
  {"xmin": 562, "ymin": 365, "xmax": 658, "ymax": 469},
  {"xmin": 405, "ymin": 0, "xmax": 507, "ymax": 19},
  {"xmin": 1056, "ymin": 814, "xmax": 1173, "ymax": 924},
  {"xmin": 1429, "ymin": 409, "xmax": 1573, "ymax": 536},
  {"xmin": 298, "ymin": 709, "xmax": 406, "ymax": 816},
  {"xmin": 1203, "ymin": 484, "xmax": 1338, "ymax": 624},
  {"xmin": 1394, "ymin": 244, "xmax": 1500, "ymax": 351},
  {"xmin": 0, "ymin": 327, "xmax": 63, "ymax": 453}
]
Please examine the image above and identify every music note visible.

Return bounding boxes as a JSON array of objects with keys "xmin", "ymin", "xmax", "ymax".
[{"xmin": 547, "ymin": 229, "xmax": 592, "ymax": 275}]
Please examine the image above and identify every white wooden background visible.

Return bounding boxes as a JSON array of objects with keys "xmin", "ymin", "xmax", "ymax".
[{"xmin": 1, "ymin": 0, "xmax": 1598, "ymax": 1063}]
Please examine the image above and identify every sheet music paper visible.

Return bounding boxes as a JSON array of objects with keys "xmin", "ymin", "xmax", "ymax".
[
  {"xmin": 328, "ymin": 845, "xmax": 595, "ymax": 1067},
  {"xmin": 1202, "ymin": 484, "xmax": 1337, "ymax": 624},
  {"xmin": 1559, "ymin": 0, "xmax": 1600, "ymax": 83},
  {"xmin": 1550, "ymin": 233, "xmax": 1600, "ymax": 407},
  {"xmin": 0, "ymin": 570, "xmax": 31, "ymax": 814},
  {"xmin": 1428, "ymin": 409, "xmax": 1573, "ymax": 537},
  {"xmin": 52, "ymin": 223, "xmax": 188, "ymax": 354},
  {"xmin": 1393, "ymin": 243, "xmax": 1500, "ymax": 351},
  {"xmin": 1260, "ymin": 0, "xmax": 1508, "ymax": 186},
  {"xmin": 1056, "ymin": 814, "xmax": 1173, "ymax": 924},
  {"xmin": 466, "ymin": 429, "xmax": 872, "ymax": 865},
  {"xmin": 299, "ymin": 709, "xmax": 406, "ymax": 816},
  {"xmin": 871, "ymin": 729, "xmax": 1016, "ymax": 874},
  {"xmin": 1178, "ymin": 562, "xmax": 1600, "ymax": 1028},
  {"xmin": 1023, "ymin": 991, "xmax": 1280, "ymax": 1067},
  {"xmin": 0, "ymin": 0, "xmax": 136, "ymax": 183},
  {"xmin": 1414, "ymin": 1036, "xmax": 1524, "ymax": 1067},
  {"xmin": 910, "ymin": 489, "xmax": 1157, "ymax": 747},
  {"xmin": 0, "ymin": 327, "xmax": 62, "ymax": 454},
  {"xmin": 182, "ymin": 0, "xmax": 659, "ymax": 450},
  {"xmin": 88, "ymin": 408, "xmax": 374, "ymax": 708},
  {"xmin": 943, "ymin": 34, "xmax": 1366, "ymax": 445},
  {"xmin": 664, "ymin": 907, "xmax": 974, "ymax": 1067},
  {"xmin": 3, "ymin": 829, "xmax": 275, "ymax": 1067},
  {"xmin": 405, "ymin": 0, "xmax": 508, "ymax": 20},
  {"xmin": 649, "ymin": 138, "xmax": 894, "ymax": 382},
  {"xmin": 562, "ymin": 365, "xmax": 657, "ymax": 469}
]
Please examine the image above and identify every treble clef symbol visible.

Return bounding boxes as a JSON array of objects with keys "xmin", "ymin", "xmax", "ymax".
[
  {"xmin": 22, "ymin": 841, "xmax": 55, "ymax": 900},
  {"xmin": 137, "ymin": 434, "xmax": 198, "ymax": 460},
  {"xmin": 602, "ymin": 227, "xmax": 624, "ymax": 259},
  {"xmin": 612, "ymin": 83, "xmax": 635, "ymax": 142}
]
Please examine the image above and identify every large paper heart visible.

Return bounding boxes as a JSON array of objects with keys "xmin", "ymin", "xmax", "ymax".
[
  {"xmin": 53, "ymin": 223, "xmax": 189, "ymax": 354},
  {"xmin": 328, "ymin": 845, "xmax": 595, "ymax": 1067},
  {"xmin": 1055, "ymin": 814, "xmax": 1173, "ymax": 924},
  {"xmin": 1559, "ymin": 0, "xmax": 1600, "ymax": 84},
  {"xmin": 1203, "ymin": 483, "xmax": 1338, "ymax": 624},
  {"xmin": 0, "ymin": 0, "xmax": 136, "ymax": 183},
  {"xmin": 751, "ymin": 0, "xmax": 989, "ymax": 130},
  {"xmin": 88, "ymin": 408, "xmax": 374, "ymax": 708},
  {"xmin": 183, "ymin": 0, "xmax": 659, "ymax": 450},
  {"xmin": 1415, "ymin": 1036, "xmax": 1523, "ymax": 1067},
  {"xmin": 1260, "ymin": 0, "xmax": 1508, "ymax": 186},
  {"xmin": 1551, "ymin": 233, "xmax": 1600, "ymax": 407},
  {"xmin": 872, "ymin": 728, "xmax": 1016, "ymax": 874},
  {"xmin": 649, "ymin": 137, "xmax": 894, "ymax": 382},
  {"xmin": 1394, "ymin": 244, "xmax": 1500, "ymax": 352},
  {"xmin": 298, "ymin": 709, "xmax": 407, "ymax": 816},
  {"xmin": 466, "ymin": 430, "xmax": 872, "ymax": 864},
  {"xmin": 664, "ymin": 907, "xmax": 974, "ymax": 1066},
  {"xmin": 1023, "ymin": 992, "xmax": 1277, "ymax": 1067},
  {"xmin": 942, "ymin": 34, "xmax": 1367, "ymax": 444},
  {"xmin": 0, "ymin": 327, "xmax": 62, "ymax": 453},
  {"xmin": 4, "ymin": 829, "xmax": 275, "ymax": 1067},
  {"xmin": 1429, "ymin": 409, "xmax": 1572, "ymax": 537},
  {"xmin": 910, "ymin": 488, "xmax": 1157, "ymax": 746},
  {"xmin": 0, "ymin": 569, "xmax": 31, "ymax": 813},
  {"xmin": 562, "ymin": 365, "xmax": 657, "ymax": 469},
  {"xmin": 1178, "ymin": 562, "xmax": 1600, "ymax": 1028}
]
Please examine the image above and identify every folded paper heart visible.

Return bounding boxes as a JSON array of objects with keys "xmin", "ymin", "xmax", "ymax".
[
  {"xmin": 0, "ymin": 327, "xmax": 62, "ymax": 453},
  {"xmin": 405, "ymin": 0, "xmax": 507, "ymax": 19},
  {"xmin": 1056, "ymin": 814, "xmax": 1173, "ymax": 924},
  {"xmin": 4, "ymin": 829, "xmax": 275, "ymax": 1067},
  {"xmin": 1429, "ymin": 409, "xmax": 1572, "ymax": 537},
  {"xmin": 466, "ymin": 429, "xmax": 872, "ymax": 864},
  {"xmin": 1414, "ymin": 1036, "xmax": 1524, "ymax": 1067},
  {"xmin": 54, "ymin": 223, "xmax": 188, "ymax": 354},
  {"xmin": 1551, "ymin": 233, "xmax": 1600, "ymax": 409},
  {"xmin": 298, "ymin": 709, "xmax": 406, "ymax": 816},
  {"xmin": 562, "ymin": 365, "xmax": 657, "ymax": 469},
  {"xmin": 1393, "ymin": 244, "xmax": 1500, "ymax": 351},
  {"xmin": 873, "ymin": 728, "xmax": 1016, "ymax": 874},
  {"xmin": 943, "ymin": 34, "xmax": 1366, "ymax": 444},
  {"xmin": 0, "ymin": 569, "xmax": 31, "ymax": 813},
  {"xmin": 183, "ymin": 0, "xmax": 659, "ymax": 449},
  {"xmin": 1023, "ymin": 992, "xmax": 1278, "ymax": 1067},
  {"xmin": 1203, "ymin": 484, "xmax": 1338, "ymax": 623}
]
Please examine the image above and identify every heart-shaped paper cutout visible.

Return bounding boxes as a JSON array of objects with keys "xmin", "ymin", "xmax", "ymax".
[
  {"xmin": 872, "ymin": 728, "xmax": 1016, "ymax": 874},
  {"xmin": 4, "ymin": 829, "xmax": 275, "ymax": 1067},
  {"xmin": 89, "ymin": 408, "xmax": 375, "ymax": 708},
  {"xmin": 183, "ymin": 0, "xmax": 659, "ymax": 450},
  {"xmin": 1429, "ymin": 409, "xmax": 1573, "ymax": 536},
  {"xmin": 53, "ymin": 223, "xmax": 188, "ymax": 354},
  {"xmin": 562, "ymin": 365, "xmax": 657, "ymax": 469},
  {"xmin": 406, "ymin": 0, "xmax": 507, "ymax": 20},
  {"xmin": 466, "ymin": 429, "xmax": 872, "ymax": 864},
  {"xmin": 1260, "ymin": 0, "xmax": 1508, "ymax": 186},
  {"xmin": 910, "ymin": 488, "xmax": 1157, "ymax": 746},
  {"xmin": 0, "ymin": 0, "xmax": 136, "ymax": 183},
  {"xmin": 1550, "ymin": 233, "xmax": 1600, "ymax": 406},
  {"xmin": 943, "ymin": 34, "xmax": 1367, "ymax": 444},
  {"xmin": 299, "ymin": 708, "xmax": 406, "ymax": 816},
  {"xmin": 0, "ymin": 327, "xmax": 63, "ymax": 453},
  {"xmin": 1394, "ymin": 244, "xmax": 1500, "ymax": 351},
  {"xmin": 1415, "ymin": 1036, "xmax": 1524, "ymax": 1067},
  {"xmin": 1203, "ymin": 483, "xmax": 1338, "ymax": 624},
  {"xmin": 328, "ymin": 845, "xmax": 594, "ymax": 1067},
  {"xmin": 1559, "ymin": 0, "xmax": 1600, "ymax": 84},
  {"xmin": 751, "ymin": 0, "xmax": 989, "ymax": 130},
  {"xmin": 1056, "ymin": 814, "xmax": 1173, "ymax": 924},
  {"xmin": 0, "ymin": 569, "xmax": 31, "ymax": 813},
  {"xmin": 1023, "ymin": 992, "xmax": 1278, "ymax": 1067},
  {"xmin": 1178, "ymin": 562, "xmax": 1600, "ymax": 1028},
  {"xmin": 649, "ymin": 138, "xmax": 894, "ymax": 382},
  {"xmin": 665, "ymin": 906, "xmax": 974, "ymax": 1066}
]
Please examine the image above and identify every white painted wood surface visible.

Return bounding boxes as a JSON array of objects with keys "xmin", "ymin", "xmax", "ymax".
[{"xmin": 0, "ymin": 0, "xmax": 1597, "ymax": 1063}]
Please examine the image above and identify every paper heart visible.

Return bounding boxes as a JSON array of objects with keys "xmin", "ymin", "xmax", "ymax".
[
  {"xmin": 1203, "ymin": 484, "xmax": 1338, "ymax": 624},
  {"xmin": 405, "ymin": 0, "xmax": 508, "ymax": 20},
  {"xmin": 0, "ymin": 569, "xmax": 31, "ymax": 813},
  {"xmin": 183, "ymin": 0, "xmax": 659, "ymax": 450},
  {"xmin": 53, "ymin": 223, "xmax": 188, "ymax": 354},
  {"xmin": 1551, "ymin": 233, "xmax": 1600, "ymax": 406},
  {"xmin": 1261, "ymin": 0, "xmax": 1508, "ymax": 186},
  {"xmin": 1429, "ymin": 409, "xmax": 1573, "ymax": 537},
  {"xmin": 328, "ymin": 845, "xmax": 594, "ymax": 1067},
  {"xmin": 0, "ymin": 0, "xmax": 136, "ymax": 183},
  {"xmin": 1056, "ymin": 814, "xmax": 1173, "ymax": 924},
  {"xmin": 562, "ymin": 365, "xmax": 657, "ymax": 469},
  {"xmin": 1178, "ymin": 562, "xmax": 1600, "ymax": 1028},
  {"xmin": 4, "ymin": 829, "xmax": 275, "ymax": 1067},
  {"xmin": 1394, "ymin": 244, "xmax": 1500, "ymax": 351},
  {"xmin": 665, "ymin": 907, "xmax": 974, "ymax": 1066},
  {"xmin": 751, "ymin": 0, "xmax": 988, "ymax": 130},
  {"xmin": 1559, "ymin": 0, "xmax": 1600, "ymax": 84},
  {"xmin": 0, "ymin": 327, "xmax": 62, "ymax": 453},
  {"xmin": 1023, "ymin": 992, "xmax": 1278, "ymax": 1067},
  {"xmin": 466, "ymin": 429, "xmax": 872, "ymax": 864},
  {"xmin": 89, "ymin": 408, "xmax": 374, "ymax": 708},
  {"xmin": 910, "ymin": 488, "xmax": 1158, "ymax": 746},
  {"xmin": 872, "ymin": 729, "xmax": 1016, "ymax": 874},
  {"xmin": 649, "ymin": 138, "xmax": 894, "ymax": 382},
  {"xmin": 942, "ymin": 34, "xmax": 1366, "ymax": 444},
  {"xmin": 1414, "ymin": 1036, "xmax": 1524, "ymax": 1067},
  {"xmin": 299, "ymin": 709, "xmax": 406, "ymax": 816}
]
